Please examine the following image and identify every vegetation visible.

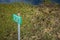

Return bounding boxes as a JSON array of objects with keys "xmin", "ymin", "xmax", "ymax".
[
  {"xmin": 43, "ymin": 0, "xmax": 51, "ymax": 3},
  {"xmin": 0, "ymin": 2, "xmax": 60, "ymax": 40}
]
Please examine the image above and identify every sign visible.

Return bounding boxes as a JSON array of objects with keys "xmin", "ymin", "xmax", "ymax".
[
  {"xmin": 13, "ymin": 14, "xmax": 22, "ymax": 40},
  {"xmin": 13, "ymin": 14, "xmax": 22, "ymax": 24}
]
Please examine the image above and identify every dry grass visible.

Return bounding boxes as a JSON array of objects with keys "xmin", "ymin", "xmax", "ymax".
[{"xmin": 0, "ymin": 3, "xmax": 60, "ymax": 40}]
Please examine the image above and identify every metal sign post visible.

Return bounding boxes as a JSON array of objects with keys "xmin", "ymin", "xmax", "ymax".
[
  {"xmin": 13, "ymin": 13, "xmax": 22, "ymax": 40},
  {"xmin": 18, "ymin": 24, "xmax": 20, "ymax": 40}
]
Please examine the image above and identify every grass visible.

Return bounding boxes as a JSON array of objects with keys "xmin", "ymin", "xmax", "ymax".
[{"xmin": 0, "ymin": 3, "xmax": 60, "ymax": 40}]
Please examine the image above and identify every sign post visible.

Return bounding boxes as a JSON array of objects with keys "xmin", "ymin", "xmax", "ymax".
[
  {"xmin": 18, "ymin": 23, "xmax": 20, "ymax": 40},
  {"xmin": 13, "ymin": 13, "xmax": 22, "ymax": 40}
]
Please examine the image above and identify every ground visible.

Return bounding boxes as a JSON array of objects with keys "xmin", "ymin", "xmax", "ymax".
[{"xmin": 0, "ymin": 3, "xmax": 60, "ymax": 40}]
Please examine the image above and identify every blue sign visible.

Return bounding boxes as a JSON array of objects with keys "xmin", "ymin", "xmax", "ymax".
[{"xmin": 13, "ymin": 14, "xmax": 22, "ymax": 24}]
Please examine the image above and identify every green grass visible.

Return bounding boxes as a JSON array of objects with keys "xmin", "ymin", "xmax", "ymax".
[{"xmin": 0, "ymin": 3, "xmax": 60, "ymax": 40}]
